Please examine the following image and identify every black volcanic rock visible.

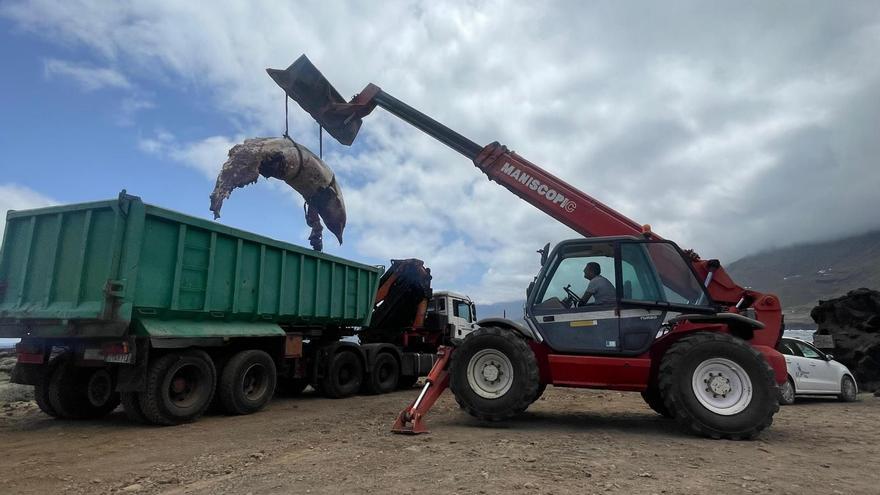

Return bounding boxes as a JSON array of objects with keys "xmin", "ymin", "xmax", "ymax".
[{"xmin": 811, "ymin": 288, "xmax": 880, "ymax": 392}]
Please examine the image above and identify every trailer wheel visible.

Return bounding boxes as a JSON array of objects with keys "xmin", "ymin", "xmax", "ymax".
[
  {"xmin": 449, "ymin": 326, "xmax": 539, "ymax": 422},
  {"xmin": 364, "ymin": 352, "xmax": 399, "ymax": 395},
  {"xmin": 658, "ymin": 332, "xmax": 778, "ymax": 440},
  {"xmin": 121, "ymin": 392, "xmax": 149, "ymax": 424},
  {"xmin": 34, "ymin": 356, "xmax": 65, "ymax": 418},
  {"xmin": 141, "ymin": 350, "xmax": 216, "ymax": 425},
  {"xmin": 48, "ymin": 362, "xmax": 120, "ymax": 420},
  {"xmin": 641, "ymin": 386, "xmax": 673, "ymax": 418},
  {"xmin": 218, "ymin": 350, "xmax": 277, "ymax": 415},
  {"xmin": 320, "ymin": 350, "xmax": 363, "ymax": 398}
]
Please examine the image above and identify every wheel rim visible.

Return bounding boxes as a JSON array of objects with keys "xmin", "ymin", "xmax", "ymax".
[
  {"xmin": 242, "ymin": 363, "xmax": 269, "ymax": 401},
  {"xmin": 466, "ymin": 349, "xmax": 514, "ymax": 399},
  {"xmin": 781, "ymin": 380, "xmax": 795, "ymax": 403},
  {"xmin": 691, "ymin": 358, "xmax": 753, "ymax": 416},
  {"xmin": 87, "ymin": 370, "xmax": 113, "ymax": 406},
  {"xmin": 168, "ymin": 364, "xmax": 203, "ymax": 408}
]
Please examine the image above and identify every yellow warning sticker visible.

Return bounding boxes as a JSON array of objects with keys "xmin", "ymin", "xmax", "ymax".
[{"xmin": 570, "ymin": 320, "xmax": 597, "ymax": 327}]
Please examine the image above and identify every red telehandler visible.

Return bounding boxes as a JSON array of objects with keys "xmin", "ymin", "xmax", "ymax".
[{"xmin": 268, "ymin": 55, "xmax": 787, "ymax": 439}]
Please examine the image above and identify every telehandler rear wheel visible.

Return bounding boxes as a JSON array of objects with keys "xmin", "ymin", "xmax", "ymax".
[
  {"xmin": 449, "ymin": 327, "xmax": 539, "ymax": 421},
  {"xmin": 658, "ymin": 332, "xmax": 778, "ymax": 440}
]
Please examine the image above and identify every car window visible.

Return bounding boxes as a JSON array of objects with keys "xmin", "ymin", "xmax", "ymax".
[
  {"xmin": 777, "ymin": 341, "xmax": 795, "ymax": 356},
  {"xmin": 794, "ymin": 341, "xmax": 821, "ymax": 359}
]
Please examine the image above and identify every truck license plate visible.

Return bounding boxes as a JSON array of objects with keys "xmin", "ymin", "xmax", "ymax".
[{"xmin": 104, "ymin": 354, "xmax": 133, "ymax": 364}]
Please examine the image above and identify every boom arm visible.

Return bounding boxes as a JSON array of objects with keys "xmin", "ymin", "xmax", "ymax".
[{"xmin": 269, "ymin": 55, "xmax": 782, "ymax": 347}]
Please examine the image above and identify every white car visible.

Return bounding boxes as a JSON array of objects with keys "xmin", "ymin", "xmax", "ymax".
[{"xmin": 776, "ymin": 337, "xmax": 858, "ymax": 405}]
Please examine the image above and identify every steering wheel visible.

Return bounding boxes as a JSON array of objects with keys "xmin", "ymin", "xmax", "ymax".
[{"xmin": 562, "ymin": 284, "xmax": 584, "ymax": 308}]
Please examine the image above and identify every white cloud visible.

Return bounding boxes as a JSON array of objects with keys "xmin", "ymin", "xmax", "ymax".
[
  {"xmin": 0, "ymin": 184, "xmax": 56, "ymax": 240},
  {"xmin": 138, "ymin": 131, "xmax": 238, "ymax": 179},
  {"xmin": 5, "ymin": 1, "xmax": 880, "ymax": 302},
  {"xmin": 43, "ymin": 58, "xmax": 131, "ymax": 91}
]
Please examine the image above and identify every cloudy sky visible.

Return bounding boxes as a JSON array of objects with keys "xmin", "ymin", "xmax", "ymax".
[{"xmin": 1, "ymin": 1, "xmax": 878, "ymax": 305}]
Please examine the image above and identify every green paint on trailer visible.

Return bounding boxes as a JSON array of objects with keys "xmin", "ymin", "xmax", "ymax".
[{"xmin": 0, "ymin": 192, "xmax": 383, "ymax": 338}]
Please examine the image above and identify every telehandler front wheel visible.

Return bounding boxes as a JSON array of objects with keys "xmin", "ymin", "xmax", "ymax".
[
  {"xmin": 658, "ymin": 332, "xmax": 778, "ymax": 440},
  {"xmin": 449, "ymin": 326, "xmax": 539, "ymax": 422}
]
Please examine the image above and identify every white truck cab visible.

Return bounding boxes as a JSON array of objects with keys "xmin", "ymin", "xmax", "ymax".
[{"xmin": 428, "ymin": 291, "xmax": 477, "ymax": 340}]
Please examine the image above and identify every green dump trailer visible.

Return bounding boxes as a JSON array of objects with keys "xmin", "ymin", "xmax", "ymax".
[{"xmin": 0, "ymin": 192, "xmax": 444, "ymax": 425}]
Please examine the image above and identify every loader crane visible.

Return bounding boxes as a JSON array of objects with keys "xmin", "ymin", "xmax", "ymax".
[{"xmin": 268, "ymin": 55, "xmax": 787, "ymax": 439}]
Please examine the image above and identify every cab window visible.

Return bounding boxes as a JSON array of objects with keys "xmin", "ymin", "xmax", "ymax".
[
  {"xmin": 619, "ymin": 243, "xmax": 664, "ymax": 301},
  {"xmin": 453, "ymin": 301, "xmax": 473, "ymax": 322},
  {"xmin": 536, "ymin": 243, "xmax": 616, "ymax": 309}
]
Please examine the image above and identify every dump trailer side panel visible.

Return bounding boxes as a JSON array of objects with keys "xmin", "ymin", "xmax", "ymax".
[
  {"xmin": 0, "ymin": 194, "xmax": 383, "ymax": 339},
  {"xmin": 132, "ymin": 205, "xmax": 381, "ymax": 326}
]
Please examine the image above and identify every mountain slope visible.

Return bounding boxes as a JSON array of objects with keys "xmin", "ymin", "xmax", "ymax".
[{"xmin": 726, "ymin": 230, "xmax": 880, "ymax": 325}]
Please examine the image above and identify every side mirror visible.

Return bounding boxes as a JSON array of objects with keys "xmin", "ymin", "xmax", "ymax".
[
  {"xmin": 537, "ymin": 242, "xmax": 550, "ymax": 266},
  {"xmin": 825, "ymin": 354, "xmax": 834, "ymax": 361}
]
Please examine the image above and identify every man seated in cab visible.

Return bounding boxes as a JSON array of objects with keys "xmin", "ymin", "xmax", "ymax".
[{"xmin": 580, "ymin": 262, "xmax": 615, "ymax": 305}]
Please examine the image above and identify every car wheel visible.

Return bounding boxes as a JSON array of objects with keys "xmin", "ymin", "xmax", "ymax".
[
  {"xmin": 778, "ymin": 377, "xmax": 796, "ymax": 405},
  {"xmin": 838, "ymin": 375, "xmax": 858, "ymax": 402}
]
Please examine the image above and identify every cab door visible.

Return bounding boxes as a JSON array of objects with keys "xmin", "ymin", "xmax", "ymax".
[{"xmin": 527, "ymin": 241, "xmax": 620, "ymax": 354}]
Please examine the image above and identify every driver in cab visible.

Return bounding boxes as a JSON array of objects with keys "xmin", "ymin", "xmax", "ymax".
[{"xmin": 580, "ymin": 262, "xmax": 615, "ymax": 305}]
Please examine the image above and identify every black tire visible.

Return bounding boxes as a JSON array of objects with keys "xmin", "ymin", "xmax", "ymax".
[
  {"xmin": 397, "ymin": 374, "xmax": 419, "ymax": 390},
  {"xmin": 449, "ymin": 326, "xmax": 539, "ymax": 422},
  {"xmin": 838, "ymin": 375, "xmax": 858, "ymax": 402},
  {"xmin": 34, "ymin": 357, "xmax": 65, "ymax": 418},
  {"xmin": 363, "ymin": 352, "xmax": 400, "ymax": 395},
  {"xmin": 778, "ymin": 377, "xmax": 796, "ymax": 406},
  {"xmin": 141, "ymin": 350, "xmax": 216, "ymax": 426},
  {"xmin": 48, "ymin": 361, "xmax": 120, "ymax": 420},
  {"xmin": 320, "ymin": 350, "xmax": 363, "ymax": 398},
  {"xmin": 530, "ymin": 383, "xmax": 547, "ymax": 404},
  {"xmin": 218, "ymin": 350, "xmax": 277, "ymax": 415},
  {"xmin": 658, "ymin": 332, "xmax": 779, "ymax": 440},
  {"xmin": 277, "ymin": 377, "xmax": 309, "ymax": 396},
  {"xmin": 641, "ymin": 386, "xmax": 673, "ymax": 418},
  {"xmin": 121, "ymin": 392, "xmax": 150, "ymax": 424}
]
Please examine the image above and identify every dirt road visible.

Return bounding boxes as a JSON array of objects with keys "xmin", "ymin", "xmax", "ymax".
[{"xmin": 0, "ymin": 387, "xmax": 877, "ymax": 495}]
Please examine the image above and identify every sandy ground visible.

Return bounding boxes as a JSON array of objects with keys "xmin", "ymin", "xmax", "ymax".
[{"xmin": 1, "ymin": 383, "xmax": 878, "ymax": 495}]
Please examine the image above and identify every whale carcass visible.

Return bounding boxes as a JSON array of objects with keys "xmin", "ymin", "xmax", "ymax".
[{"xmin": 209, "ymin": 137, "xmax": 346, "ymax": 251}]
